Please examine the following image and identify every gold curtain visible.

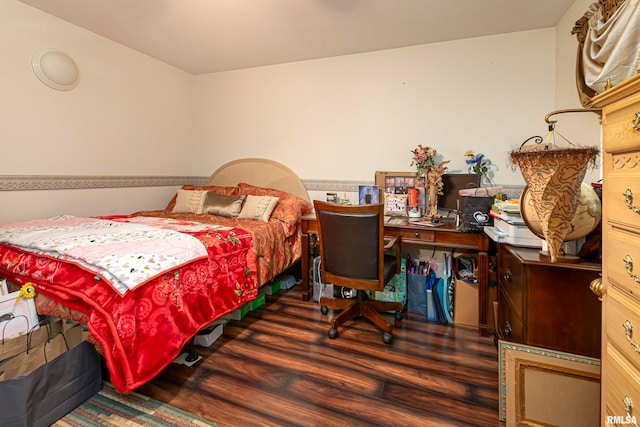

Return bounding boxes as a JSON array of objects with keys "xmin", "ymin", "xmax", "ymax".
[{"xmin": 572, "ymin": 0, "xmax": 640, "ymax": 106}]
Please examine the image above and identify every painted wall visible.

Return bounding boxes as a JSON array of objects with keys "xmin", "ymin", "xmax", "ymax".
[
  {"xmin": 555, "ymin": 0, "xmax": 602, "ymax": 186},
  {"xmin": 0, "ymin": 1, "xmax": 195, "ymax": 222},
  {"xmin": 193, "ymin": 29, "xmax": 556, "ymax": 189},
  {"xmin": 0, "ymin": 0, "xmax": 601, "ymax": 221}
]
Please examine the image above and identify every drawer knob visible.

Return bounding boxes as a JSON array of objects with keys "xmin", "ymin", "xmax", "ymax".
[
  {"xmin": 503, "ymin": 268, "xmax": 512, "ymax": 281},
  {"xmin": 624, "ymin": 189, "xmax": 640, "ymax": 214},
  {"xmin": 623, "ymin": 320, "xmax": 640, "ymax": 353},
  {"xmin": 624, "ymin": 255, "xmax": 640, "ymax": 283},
  {"xmin": 504, "ymin": 321, "xmax": 512, "ymax": 337},
  {"xmin": 589, "ymin": 277, "xmax": 603, "ymax": 300},
  {"xmin": 414, "ymin": 232, "xmax": 420, "ymax": 238},
  {"xmin": 633, "ymin": 112, "xmax": 640, "ymax": 131}
]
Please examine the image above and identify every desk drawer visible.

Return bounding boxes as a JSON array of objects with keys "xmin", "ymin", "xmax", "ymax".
[
  {"xmin": 603, "ymin": 91, "xmax": 640, "ymax": 153},
  {"xmin": 393, "ymin": 228, "xmax": 436, "ymax": 243}
]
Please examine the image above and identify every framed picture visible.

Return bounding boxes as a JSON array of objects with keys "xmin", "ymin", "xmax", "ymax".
[
  {"xmin": 358, "ymin": 185, "xmax": 380, "ymax": 205},
  {"xmin": 498, "ymin": 341, "xmax": 600, "ymax": 425},
  {"xmin": 0, "ymin": 290, "xmax": 39, "ymax": 339}
]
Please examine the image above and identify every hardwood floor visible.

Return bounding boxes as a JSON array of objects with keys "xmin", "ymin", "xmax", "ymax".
[{"xmin": 138, "ymin": 286, "xmax": 501, "ymax": 427}]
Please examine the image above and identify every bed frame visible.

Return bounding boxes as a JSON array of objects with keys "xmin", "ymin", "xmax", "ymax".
[{"xmin": 207, "ymin": 158, "xmax": 310, "ymax": 202}]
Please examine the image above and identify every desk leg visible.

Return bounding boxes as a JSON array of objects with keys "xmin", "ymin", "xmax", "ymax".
[
  {"xmin": 301, "ymin": 231, "xmax": 311, "ymax": 301},
  {"xmin": 477, "ymin": 250, "xmax": 489, "ymax": 337}
]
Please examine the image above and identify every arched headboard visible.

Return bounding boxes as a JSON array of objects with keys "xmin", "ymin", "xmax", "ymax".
[{"xmin": 207, "ymin": 158, "xmax": 310, "ymax": 202}]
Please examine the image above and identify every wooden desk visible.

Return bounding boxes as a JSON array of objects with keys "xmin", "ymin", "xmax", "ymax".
[{"xmin": 300, "ymin": 213, "xmax": 491, "ymax": 336}]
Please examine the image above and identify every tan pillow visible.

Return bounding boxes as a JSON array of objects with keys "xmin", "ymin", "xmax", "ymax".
[
  {"xmin": 172, "ymin": 189, "xmax": 207, "ymax": 214},
  {"xmin": 204, "ymin": 193, "xmax": 245, "ymax": 217},
  {"xmin": 238, "ymin": 195, "xmax": 279, "ymax": 222}
]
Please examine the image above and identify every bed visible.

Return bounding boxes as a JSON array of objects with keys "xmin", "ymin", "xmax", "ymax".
[{"xmin": 0, "ymin": 158, "xmax": 312, "ymax": 393}]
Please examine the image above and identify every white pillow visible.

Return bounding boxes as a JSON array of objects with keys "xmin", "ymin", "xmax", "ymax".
[
  {"xmin": 238, "ymin": 195, "xmax": 279, "ymax": 222},
  {"xmin": 172, "ymin": 189, "xmax": 207, "ymax": 214}
]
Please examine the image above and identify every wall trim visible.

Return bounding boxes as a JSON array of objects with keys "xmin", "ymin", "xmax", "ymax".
[
  {"xmin": 0, "ymin": 175, "xmax": 209, "ymax": 191},
  {"xmin": 0, "ymin": 175, "xmax": 524, "ymax": 198}
]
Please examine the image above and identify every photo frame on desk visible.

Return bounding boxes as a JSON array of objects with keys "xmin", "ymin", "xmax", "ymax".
[{"xmin": 358, "ymin": 185, "xmax": 381, "ymax": 205}]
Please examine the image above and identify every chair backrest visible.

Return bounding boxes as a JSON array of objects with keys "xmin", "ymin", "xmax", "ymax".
[{"xmin": 314, "ymin": 201, "xmax": 386, "ymax": 291}]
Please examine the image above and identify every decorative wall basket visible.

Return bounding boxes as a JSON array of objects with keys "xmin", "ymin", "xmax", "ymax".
[{"xmin": 510, "ymin": 144, "xmax": 599, "ymax": 263}]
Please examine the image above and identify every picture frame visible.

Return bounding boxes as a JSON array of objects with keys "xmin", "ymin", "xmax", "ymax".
[
  {"xmin": 498, "ymin": 340, "xmax": 600, "ymax": 425},
  {"xmin": 358, "ymin": 185, "xmax": 380, "ymax": 205},
  {"xmin": 0, "ymin": 290, "xmax": 39, "ymax": 339}
]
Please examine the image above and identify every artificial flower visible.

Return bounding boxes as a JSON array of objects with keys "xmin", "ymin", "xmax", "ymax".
[
  {"xmin": 465, "ymin": 150, "xmax": 493, "ymax": 185},
  {"xmin": 410, "ymin": 144, "xmax": 438, "ymax": 172}
]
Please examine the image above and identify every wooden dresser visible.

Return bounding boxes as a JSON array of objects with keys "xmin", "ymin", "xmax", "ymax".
[
  {"xmin": 495, "ymin": 244, "xmax": 601, "ymax": 358},
  {"xmin": 593, "ymin": 74, "xmax": 640, "ymax": 424}
]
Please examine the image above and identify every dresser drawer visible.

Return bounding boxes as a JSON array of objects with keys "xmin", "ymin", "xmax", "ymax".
[
  {"xmin": 497, "ymin": 245, "xmax": 523, "ymax": 316},
  {"xmin": 496, "ymin": 293, "xmax": 523, "ymax": 342},
  {"xmin": 603, "ymin": 91, "xmax": 640, "ymax": 154},
  {"xmin": 606, "ymin": 287, "xmax": 640, "ymax": 368},
  {"xmin": 604, "ymin": 346, "xmax": 640, "ymax": 423},
  {"xmin": 607, "ymin": 229, "xmax": 640, "ymax": 300},
  {"xmin": 607, "ymin": 169, "xmax": 640, "ymax": 231}
]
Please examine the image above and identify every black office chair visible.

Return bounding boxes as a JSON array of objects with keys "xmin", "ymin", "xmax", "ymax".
[{"xmin": 314, "ymin": 201, "xmax": 403, "ymax": 344}]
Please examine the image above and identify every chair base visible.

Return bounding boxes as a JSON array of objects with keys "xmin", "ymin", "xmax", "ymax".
[{"xmin": 320, "ymin": 290, "xmax": 402, "ymax": 344}]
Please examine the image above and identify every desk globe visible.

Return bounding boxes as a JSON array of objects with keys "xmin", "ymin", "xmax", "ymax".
[{"xmin": 520, "ymin": 182, "xmax": 601, "ymax": 261}]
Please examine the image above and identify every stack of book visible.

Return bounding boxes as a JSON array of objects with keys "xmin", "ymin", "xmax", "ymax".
[
  {"xmin": 486, "ymin": 200, "xmax": 542, "ymax": 248},
  {"xmin": 489, "ymin": 200, "xmax": 525, "ymax": 225}
]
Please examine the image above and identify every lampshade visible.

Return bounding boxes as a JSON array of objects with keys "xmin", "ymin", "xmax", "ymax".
[{"xmin": 31, "ymin": 49, "xmax": 79, "ymax": 90}]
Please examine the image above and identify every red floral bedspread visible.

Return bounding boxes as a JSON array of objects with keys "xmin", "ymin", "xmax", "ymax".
[{"xmin": 0, "ymin": 217, "xmax": 258, "ymax": 393}]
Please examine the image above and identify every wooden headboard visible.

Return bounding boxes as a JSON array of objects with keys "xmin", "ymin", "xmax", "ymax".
[{"xmin": 207, "ymin": 158, "xmax": 310, "ymax": 202}]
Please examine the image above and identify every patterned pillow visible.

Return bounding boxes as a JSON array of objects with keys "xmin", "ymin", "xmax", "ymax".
[
  {"xmin": 235, "ymin": 183, "xmax": 313, "ymax": 232},
  {"xmin": 238, "ymin": 195, "xmax": 279, "ymax": 222}
]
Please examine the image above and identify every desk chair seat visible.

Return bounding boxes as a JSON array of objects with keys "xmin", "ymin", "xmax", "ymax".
[{"xmin": 314, "ymin": 201, "xmax": 403, "ymax": 344}]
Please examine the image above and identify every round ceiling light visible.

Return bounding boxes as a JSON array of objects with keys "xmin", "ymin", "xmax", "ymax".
[{"xmin": 31, "ymin": 49, "xmax": 80, "ymax": 90}]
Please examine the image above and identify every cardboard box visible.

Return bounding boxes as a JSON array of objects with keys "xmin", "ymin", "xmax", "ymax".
[{"xmin": 453, "ymin": 279, "xmax": 497, "ymax": 329}]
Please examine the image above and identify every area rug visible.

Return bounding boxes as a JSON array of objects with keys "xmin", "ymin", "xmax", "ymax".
[{"xmin": 52, "ymin": 382, "xmax": 218, "ymax": 426}]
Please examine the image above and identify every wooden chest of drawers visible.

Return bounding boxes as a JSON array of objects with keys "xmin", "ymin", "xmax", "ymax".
[
  {"xmin": 496, "ymin": 244, "xmax": 602, "ymax": 358},
  {"xmin": 593, "ymin": 74, "xmax": 640, "ymax": 423}
]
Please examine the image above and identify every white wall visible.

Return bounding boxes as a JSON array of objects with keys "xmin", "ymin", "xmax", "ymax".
[
  {"xmin": 0, "ymin": 0, "xmax": 602, "ymax": 222},
  {"xmin": 193, "ymin": 29, "xmax": 556, "ymax": 188},
  {"xmin": 555, "ymin": 0, "xmax": 602, "ymax": 186},
  {"xmin": 0, "ymin": 1, "xmax": 196, "ymax": 222}
]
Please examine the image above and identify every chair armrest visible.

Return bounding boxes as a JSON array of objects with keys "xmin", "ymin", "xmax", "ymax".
[{"xmin": 384, "ymin": 236, "xmax": 400, "ymax": 250}]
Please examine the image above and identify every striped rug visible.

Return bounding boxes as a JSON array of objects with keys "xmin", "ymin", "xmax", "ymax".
[{"xmin": 52, "ymin": 382, "xmax": 218, "ymax": 426}]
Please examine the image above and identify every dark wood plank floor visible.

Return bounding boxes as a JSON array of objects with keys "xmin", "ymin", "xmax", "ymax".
[{"xmin": 138, "ymin": 286, "xmax": 501, "ymax": 427}]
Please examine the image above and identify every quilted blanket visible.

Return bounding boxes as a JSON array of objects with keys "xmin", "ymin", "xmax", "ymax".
[
  {"xmin": 0, "ymin": 215, "xmax": 208, "ymax": 294},
  {"xmin": 0, "ymin": 216, "xmax": 257, "ymax": 393}
]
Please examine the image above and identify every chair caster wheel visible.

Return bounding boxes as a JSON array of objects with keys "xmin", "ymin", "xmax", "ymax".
[
  {"xmin": 321, "ymin": 305, "xmax": 329, "ymax": 315},
  {"xmin": 394, "ymin": 311, "xmax": 403, "ymax": 321},
  {"xmin": 328, "ymin": 328, "xmax": 338, "ymax": 339},
  {"xmin": 382, "ymin": 332, "xmax": 393, "ymax": 344}
]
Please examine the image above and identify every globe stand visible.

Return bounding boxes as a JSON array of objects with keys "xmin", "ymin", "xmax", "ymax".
[{"xmin": 538, "ymin": 249, "xmax": 581, "ymax": 264}]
